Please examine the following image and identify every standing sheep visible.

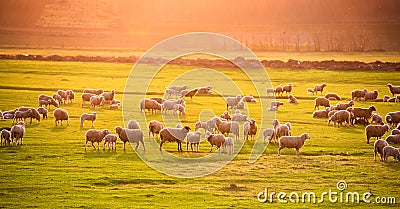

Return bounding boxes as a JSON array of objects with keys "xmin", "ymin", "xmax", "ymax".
[
  {"xmin": 85, "ymin": 129, "xmax": 109, "ymax": 150},
  {"xmin": 220, "ymin": 111, "xmax": 231, "ymax": 121},
  {"xmin": 159, "ymin": 126, "xmax": 191, "ymax": 151},
  {"xmin": 80, "ymin": 112, "xmax": 97, "ymax": 128},
  {"xmin": 336, "ymin": 100, "xmax": 354, "ymax": 110},
  {"xmin": 213, "ymin": 118, "xmax": 240, "ymax": 142},
  {"xmin": 237, "ymin": 101, "xmax": 245, "ymax": 109},
  {"xmin": 10, "ymin": 122, "xmax": 26, "ymax": 145},
  {"xmin": 186, "ymin": 131, "xmax": 201, "ymax": 152},
  {"xmin": 197, "ymin": 86, "xmax": 213, "ymax": 95},
  {"xmin": 37, "ymin": 107, "xmax": 48, "ymax": 119},
  {"xmin": 365, "ymin": 124, "xmax": 389, "ymax": 144},
  {"xmin": 225, "ymin": 95, "xmax": 243, "ymax": 110},
  {"xmin": 148, "ymin": 120, "xmax": 164, "ymax": 138},
  {"xmin": 13, "ymin": 109, "xmax": 32, "ymax": 124},
  {"xmin": 52, "ymin": 94, "xmax": 63, "ymax": 104},
  {"xmin": 386, "ymin": 135, "xmax": 400, "ymax": 144},
  {"xmin": 127, "ymin": 120, "xmax": 140, "ymax": 129},
  {"xmin": 385, "ymin": 112, "xmax": 400, "ymax": 127},
  {"xmin": 84, "ymin": 88, "xmax": 104, "ymax": 95},
  {"xmin": 194, "ymin": 121, "xmax": 208, "ymax": 134},
  {"xmin": 263, "ymin": 128, "xmax": 274, "ymax": 144},
  {"xmin": 266, "ymin": 88, "xmax": 275, "ymax": 96},
  {"xmin": 150, "ymin": 97, "xmax": 165, "ymax": 104},
  {"xmin": 140, "ymin": 99, "xmax": 162, "ymax": 114},
  {"xmin": 243, "ymin": 118, "xmax": 257, "ymax": 140},
  {"xmin": 205, "ymin": 132, "xmax": 226, "ymax": 153},
  {"xmin": 364, "ymin": 90, "xmax": 379, "ymax": 101},
  {"xmin": 222, "ymin": 137, "xmax": 234, "ymax": 154},
  {"xmin": 103, "ymin": 134, "xmax": 118, "ymax": 150},
  {"xmin": 53, "ymin": 108, "xmax": 69, "ymax": 126},
  {"xmin": 351, "ymin": 89, "xmax": 368, "ymax": 101},
  {"xmin": 161, "ymin": 99, "xmax": 184, "ymax": 114},
  {"xmin": 66, "ymin": 90, "xmax": 75, "ymax": 104},
  {"xmin": 382, "ymin": 146, "xmax": 400, "ymax": 162},
  {"xmin": 181, "ymin": 88, "xmax": 198, "ymax": 101},
  {"xmin": 371, "ymin": 114, "xmax": 384, "ymax": 125},
  {"xmin": 278, "ymin": 133, "xmax": 311, "ymax": 156},
  {"xmin": 313, "ymin": 83, "xmax": 327, "ymax": 95},
  {"xmin": 173, "ymin": 104, "xmax": 186, "ymax": 115},
  {"xmin": 374, "ymin": 139, "xmax": 389, "ymax": 161},
  {"xmin": 328, "ymin": 110, "xmax": 352, "ymax": 127},
  {"xmin": 324, "ymin": 93, "xmax": 341, "ymax": 100},
  {"xmin": 81, "ymin": 93, "xmax": 95, "ymax": 106},
  {"xmin": 1, "ymin": 129, "xmax": 11, "ymax": 145},
  {"xmin": 274, "ymin": 84, "xmax": 283, "ymax": 96},
  {"xmin": 272, "ymin": 119, "xmax": 291, "ymax": 141},
  {"xmin": 102, "ymin": 90, "xmax": 116, "ymax": 104},
  {"xmin": 115, "ymin": 126, "xmax": 145, "ymax": 151},
  {"xmin": 282, "ymin": 83, "xmax": 292, "ymax": 95},
  {"xmin": 386, "ymin": 83, "xmax": 400, "ymax": 97},
  {"xmin": 38, "ymin": 94, "xmax": 59, "ymax": 109},
  {"xmin": 352, "ymin": 106, "xmax": 377, "ymax": 124},
  {"xmin": 314, "ymin": 97, "xmax": 330, "ymax": 110},
  {"xmin": 307, "ymin": 88, "xmax": 314, "ymax": 95},
  {"xmin": 90, "ymin": 95, "xmax": 104, "ymax": 109}
]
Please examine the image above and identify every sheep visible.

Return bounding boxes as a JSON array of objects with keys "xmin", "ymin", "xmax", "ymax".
[
  {"xmin": 115, "ymin": 126, "xmax": 145, "ymax": 151},
  {"xmin": 84, "ymin": 129, "xmax": 109, "ymax": 150},
  {"xmin": 102, "ymin": 89, "xmax": 116, "ymax": 104},
  {"xmin": 186, "ymin": 131, "xmax": 201, "ymax": 152},
  {"xmin": 52, "ymin": 93, "xmax": 63, "ymax": 104},
  {"xmin": 80, "ymin": 112, "xmax": 97, "ymax": 128},
  {"xmin": 81, "ymin": 93, "xmax": 94, "ymax": 106},
  {"xmin": 243, "ymin": 94, "xmax": 257, "ymax": 102},
  {"xmin": 324, "ymin": 93, "xmax": 341, "ymax": 100},
  {"xmin": 278, "ymin": 133, "xmax": 311, "ymax": 156},
  {"xmin": 351, "ymin": 89, "xmax": 368, "ymax": 101},
  {"xmin": 274, "ymin": 84, "xmax": 283, "ymax": 96},
  {"xmin": 386, "ymin": 135, "xmax": 400, "ymax": 144},
  {"xmin": 111, "ymin": 99, "xmax": 120, "ymax": 104},
  {"xmin": 336, "ymin": 100, "xmax": 354, "ymax": 110},
  {"xmin": 266, "ymin": 88, "xmax": 275, "ymax": 96},
  {"xmin": 194, "ymin": 121, "xmax": 208, "ymax": 134},
  {"xmin": 13, "ymin": 109, "xmax": 32, "ymax": 124},
  {"xmin": 110, "ymin": 103, "xmax": 120, "ymax": 109},
  {"xmin": 3, "ymin": 113, "xmax": 14, "ymax": 119},
  {"xmin": 263, "ymin": 128, "xmax": 274, "ymax": 144},
  {"xmin": 1, "ymin": 129, "xmax": 11, "ymax": 145},
  {"xmin": 159, "ymin": 126, "xmax": 191, "ymax": 151},
  {"xmin": 10, "ymin": 121, "xmax": 25, "ymax": 145},
  {"xmin": 150, "ymin": 97, "xmax": 165, "ymax": 104},
  {"xmin": 165, "ymin": 88, "xmax": 179, "ymax": 98},
  {"xmin": 312, "ymin": 109, "xmax": 329, "ymax": 118},
  {"xmin": 205, "ymin": 132, "xmax": 225, "ymax": 153},
  {"xmin": 181, "ymin": 88, "xmax": 198, "ymax": 101},
  {"xmin": 386, "ymin": 83, "xmax": 400, "ymax": 97},
  {"xmin": 371, "ymin": 114, "xmax": 384, "ymax": 125},
  {"xmin": 66, "ymin": 90, "xmax": 75, "ymax": 103},
  {"xmin": 243, "ymin": 118, "xmax": 257, "ymax": 140},
  {"xmin": 392, "ymin": 129, "xmax": 400, "ymax": 135},
  {"xmin": 328, "ymin": 110, "xmax": 351, "ymax": 127},
  {"xmin": 327, "ymin": 109, "xmax": 338, "ymax": 118},
  {"xmin": 272, "ymin": 119, "xmax": 291, "ymax": 141},
  {"xmin": 84, "ymin": 88, "xmax": 104, "ymax": 95},
  {"xmin": 288, "ymin": 94, "xmax": 298, "ymax": 103},
  {"xmin": 237, "ymin": 101, "xmax": 245, "ymax": 109},
  {"xmin": 383, "ymin": 95, "xmax": 391, "ymax": 102},
  {"xmin": 140, "ymin": 99, "xmax": 162, "ymax": 114},
  {"xmin": 382, "ymin": 146, "xmax": 400, "ymax": 162},
  {"xmin": 37, "ymin": 107, "xmax": 48, "ymax": 119},
  {"xmin": 148, "ymin": 120, "xmax": 164, "ymax": 138},
  {"xmin": 103, "ymin": 134, "xmax": 118, "ymax": 150},
  {"xmin": 206, "ymin": 117, "xmax": 218, "ymax": 133},
  {"xmin": 364, "ymin": 90, "xmax": 379, "ymax": 101},
  {"xmin": 89, "ymin": 95, "xmax": 104, "ymax": 109},
  {"xmin": 232, "ymin": 112, "xmax": 249, "ymax": 121},
  {"xmin": 270, "ymin": 101, "xmax": 284, "ymax": 108},
  {"xmin": 226, "ymin": 95, "xmax": 243, "ymax": 110},
  {"xmin": 38, "ymin": 94, "xmax": 59, "ymax": 109},
  {"xmin": 197, "ymin": 86, "xmax": 213, "ymax": 95},
  {"xmin": 167, "ymin": 85, "xmax": 189, "ymax": 93},
  {"xmin": 385, "ymin": 112, "xmax": 400, "ymax": 127},
  {"xmin": 57, "ymin": 90, "xmax": 68, "ymax": 103},
  {"xmin": 213, "ymin": 118, "xmax": 240, "ymax": 142},
  {"xmin": 268, "ymin": 106, "xmax": 279, "ymax": 111},
  {"xmin": 222, "ymin": 137, "xmax": 234, "ymax": 154},
  {"xmin": 313, "ymin": 83, "xmax": 327, "ymax": 95},
  {"xmin": 374, "ymin": 139, "xmax": 389, "ymax": 161},
  {"xmin": 16, "ymin": 107, "xmax": 40, "ymax": 124},
  {"xmin": 281, "ymin": 83, "xmax": 292, "ymax": 95},
  {"xmin": 173, "ymin": 104, "xmax": 186, "ymax": 115},
  {"xmin": 352, "ymin": 106, "xmax": 376, "ymax": 123},
  {"xmin": 307, "ymin": 88, "xmax": 314, "ymax": 94},
  {"xmin": 395, "ymin": 95, "xmax": 400, "ymax": 103},
  {"xmin": 365, "ymin": 124, "xmax": 389, "ymax": 144},
  {"xmin": 314, "ymin": 97, "xmax": 330, "ymax": 110},
  {"xmin": 161, "ymin": 99, "xmax": 184, "ymax": 114},
  {"xmin": 53, "ymin": 108, "xmax": 69, "ymax": 126},
  {"xmin": 127, "ymin": 120, "xmax": 140, "ymax": 129},
  {"xmin": 38, "ymin": 99, "xmax": 54, "ymax": 109},
  {"xmin": 220, "ymin": 111, "xmax": 231, "ymax": 121}
]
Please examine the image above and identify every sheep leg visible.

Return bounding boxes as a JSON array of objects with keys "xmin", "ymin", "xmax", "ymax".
[
  {"xmin": 278, "ymin": 147, "xmax": 282, "ymax": 156},
  {"xmin": 123, "ymin": 142, "xmax": 126, "ymax": 150},
  {"xmin": 159, "ymin": 141, "xmax": 164, "ymax": 151},
  {"xmin": 210, "ymin": 145, "xmax": 213, "ymax": 152},
  {"xmin": 97, "ymin": 142, "xmax": 100, "ymax": 150},
  {"xmin": 135, "ymin": 142, "xmax": 139, "ymax": 150},
  {"xmin": 141, "ymin": 139, "xmax": 145, "ymax": 151},
  {"xmin": 91, "ymin": 121, "xmax": 94, "ymax": 128},
  {"xmin": 296, "ymin": 148, "xmax": 300, "ymax": 156}
]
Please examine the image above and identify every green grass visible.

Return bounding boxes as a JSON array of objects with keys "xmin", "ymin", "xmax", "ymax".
[{"xmin": 0, "ymin": 59, "xmax": 399, "ymax": 208}]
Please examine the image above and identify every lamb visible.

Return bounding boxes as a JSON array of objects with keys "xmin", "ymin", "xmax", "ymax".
[
  {"xmin": 324, "ymin": 93, "xmax": 341, "ymax": 100},
  {"xmin": 159, "ymin": 126, "xmax": 191, "ymax": 151},
  {"xmin": 263, "ymin": 128, "xmax": 274, "ymax": 144},
  {"xmin": 194, "ymin": 121, "xmax": 207, "ymax": 134},
  {"xmin": 90, "ymin": 95, "xmax": 104, "ymax": 109},
  {"xmin": 173, "ymin": 104, "xmax": 186, "ymax": 115},
  {"xmin": 213, "ymin": 118, "xmax": 240, "ymax": 142},
  {"xmin": 243, "ymin": 94, "xmax": 257, "ymax": 102},
  {"xmin": 103, "ymin": 134, "xmax": 118, "ymax": 150},
  {"xmin": 150, "ymin": 97, "xmax": 165, "ymax": 104},
  {"xmin": 37, "ymin": 107, "xmax": 48, "ymax": 119},
  {"xmin": 10, "ymin": 122, "xmax": 26, "ymax": 145},
  {"xmin": 80, "ymin": 112, "xmax": 97, "ymax": 128},
  {"xmin": 232, "ymin": 112, "xmax": 249, "ymax": 121},
  {"xmin": 81, "ymin": 93, "xmax": 96, "ymax": 106},
  {"xmin": 328, "ymin": 110, "xmax": 351, "ymax": 127},
  {"xmin": 365, "ymin": 124, "xmax": 389, "ymax": 144},
  {"xmin": 288, "ymin": 94, "xmax": 298, "ymax": 103},
  {"xmin": 222, "ymin": 137, "xmax": 234, "ymax": 154},
  {"xmin": 53, "ymin": 108, "xmax": 69, "ymax": 126},
  {"xmin": 161, "ymin": 99, "xmax": 184, "ymax": 114},
  {"xmin": 57, "ymin": 90, "xmax": 68, "ymax": 103},
  {"xmin": 374, "ymin": 139, "xmax": 389, "ymax": 161},
  {"xmin": 52, "ymin": 93, "xmax": 63, "ymax": 104},
  {"xmin": 84, "ymin": 129, "xmax": 109, "ymax": 150},
  {"xmin": 351, "ymin": 89, "xmax": 368, "ymax": 101},
  {"xmin": 266, "ymin": 88, "xmax": 275, "ymax": 96},
  {"xmin": 140, "ymin": 99, "xmax": 162, "ymax": 114},
  {"xmin": 314, "ymin": 97, "xmax": 330, "ymax": 110},
  {"xmin": 220, "ymin": 111, "xmax": 231, "ymax": 121},
  {"xmin": 274, "ymin": 84, "xmax": 283, "ymax": 96},
  {"xmin": 13, "ymin": 109, "xmax": 32, "ymax": 124},
  {"xmin": 197, "ymin": 86, "xmax": 213, "ymax": 95},
  {"xmin": 278, "ymin": 133, "xmax": 311, "ymax": 156},
  {"xmin": 186, "ymin": 131, "xmax": 201, "ymax": 152},
  {"xmin": 243, "ymin": 118, "xmax": 257, "ymax": 140},
  {"xmin": 102, "ymin": 89, "xmax": 116, "ymax": 104},
  {"xmin": 364, "ymin": 90, "xmax": 379, "ymax": 101},
  {"xmin": 386, "ymin": 83, "xmax": 400, "ymax": 97},
  {"xmin": 313, "ymin": 83, "xmax": 327, "ymax": 95},
  {"xmin": 1, "ymin": 129, "xmax": 11, "ymax": 145},
  {"xmin": 352, "ymin": 106, "xmax": 376, "ymax": 123},
  {"xmin": 181, "ymin": 88, "xmax": 198, "ymax": 101},
  {"xmin": 385, "ymin": 112, "xmax": 400, "ymax": 127},
  {"xmin": 382, "ymin": 146, "xmax": 400, "ymax": 162},
  {"xmin": 371, "ymin": 114, "xmax": 384, "ymax": 125},
  {"xmin": 226, "ymin": 95, "xmax": 243, "ymax": 110},
  {"xmin": 84, "ymin": 88, "xmax": 104, "ymax": 95},
  {"xmin": 148, "ymin": 120, "xmax": 164, "ymax": 139},
  {"xmin": 115, "ymin": 126, "xmax": 145, "ymax": 150},
  {"xmin": 66, "ymin": 90, "xmax": 75, "ymax": 103},
  {"xmin": 307, "ymin": 88, "xmax": 314, "ymax": 94},
  {"xmin": 386, "ymin": 134, "xmax": 400, "ymax": 144},
  {"xmin": 312, "ymin": 109, "xmax": 329, "ymax": 118},
  {"xmin": 205, "ymin": 132, "xmax": 225, "ymax": 153},
  {"xmin": 336, "ymin": 100, "xmax": 354, "ymax": 110},
  {"xmin": 272, "ymin": 119, "xmax": 291, "ymax": 141}
]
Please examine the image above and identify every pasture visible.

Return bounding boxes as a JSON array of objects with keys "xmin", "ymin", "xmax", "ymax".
[{"xmin": 0, "ymin": 59, "xmax": 399, "ymax": 208}]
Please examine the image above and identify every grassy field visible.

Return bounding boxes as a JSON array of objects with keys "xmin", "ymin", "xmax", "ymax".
[{"xmin": 0, "ymin": 59, "xmax": 399, "ymax": 208}]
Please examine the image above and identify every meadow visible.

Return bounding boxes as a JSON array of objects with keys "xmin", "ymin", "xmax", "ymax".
[{"xmin": 0, "ymin": 59, "xmax": 399, "ymax": 208}]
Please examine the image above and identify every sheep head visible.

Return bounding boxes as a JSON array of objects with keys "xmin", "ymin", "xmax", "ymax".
[
  {"xmin": 115, "ymin": 126, "xmax": 123, "ymax": 134},
  {"xmin": 103, "ymin": 129, "xmax": 110, "ymax": 135},
  {"xmin": 205, "ymin": 131, "xmax": 212, "ymax": 139},
  {"xmin": 386, "ymin": 83, "xmax": 392, "ymax": 87},
  {"xmin": 369, "ymin": 106, "xmax": 377, "ymax": 111},
  {"xmin": 183, "ymin": 126, "xmax": 191, "ymax": 132}
]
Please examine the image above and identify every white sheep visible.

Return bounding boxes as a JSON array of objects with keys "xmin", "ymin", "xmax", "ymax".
[
  {"xmin": 225, "ymin": 95, "xmax": 243, "ymax": 110},
  {"xmin": 266, "ymin": 88, "xmax": 275, "ymax": 96},
  {"xmin": 127, "ymin": 120, "xmax": 140, "ymax": 129},
  {"xmin": 237, "ymin": 101, "xmax": 245, "ymax": 109},
  {"xmin": 102, "ymin": 89, "xmax": 116, "ymax": 104},
  {"xmin": 161, "ymin": 99, "xmax": 184, "ymax": 114},
  {"xmin": 222, "ymin": 137, "xmax": 234, "ymax": 154},
  {"xmin": 278, "ymin": 133, "xmax": 311, "ymax": 156},
  {"xmin": 140, "ymin": 99, "xmax": 162, "ymax": 114},
  {"xmin": 115, "ymin": 126, "xmax": 145, "ymax": 151},
  {"xmin": 80, "ymin": 112, "xmax": 96, "ymax": 128},
  {"xmin": 10, "ymin": 121, "xmax": 26, "ymax": 145},
  {"xmin": 186, "ymin": 131, "xmax": 201, "ymax": 152},
  {"xmin": 103, "ymin": 134, "xmax": 118, "ymax": 150},
  {"xmin": 263, "ymin": 128, "xmax": 274, "ymax": 144},
  {"xmin": 173, "ymin": 104, "xmax": 186, "ymax": 115},
  {"xmin": 194, "ymin": 121, "xmax": 208, "ymax": 134},
  {"xmin": 90, "ymin": 95, "xmax": 104, "ymax": 109},
  {"xmin": 232, "ymin": 112, "xmax": 248, "ymax": 121},
  {"xmin": 148, "ymin": 120, "xmax": 164, "ymax": 138}
]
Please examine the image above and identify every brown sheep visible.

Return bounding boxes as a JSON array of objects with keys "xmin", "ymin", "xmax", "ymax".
[
  {"xmin": 374, "ymin": 139, "xmax": 389, "ymax": 161},
  {"xmin": 312, "ymin": 109, "xmax": 329, "ymax": 118},
  {"xmin": 351, "ymin": 89, "xmax": 368, "ymax": 101},
  {"xmin": 102, "ymin": 90, "xmax": 116, "ymax": 104},
  {"xmin": 282, "ymin": 83, "xmax": 292, "ymax": 95},
  {"xmin": 57, "ymin": 90, "xmax": 68, "ymax": 103},
  {"xmin": 81, "ymin": 93, "xmax": 95, "ymax": 106},
  {"xmin": 213, "ymin": 118, "xmax": 240, "ymax": 142},
  {"xmin": 181, "ymin": 88, "xmax": 198, "ymax": 101},
  {"xmin": 52, "ymin": 93, "xmax": 63, "ymax": 104},
  {"xmin": 220, "ymin": 111, "xmax": 231, "ymax": 121},
  {"xmin": 386, "ymin": 134, "xmax": 400, "ymax": 144},
  {"xmin": 37, "ymin": 107, "xmax": 48, "ymax": 119},
  {"xmin": 328, "ymin": 110, "xmax": 351, "ymax": 127},
  {"xmin": 324, "ymin": 93, "xmax": 341, "ymax": 100},
  {"xmin": 84, "ymin": 88, "xmax": 104, "ymax": 95},
  {"xmin": 392, "ymin": 129, "xmax": 400, "ymax": 135},
  {"xmin": 278, "ymin": 133, "xmax": 310, "ymax": 156},
  {"xmin": 313, "ymin": 83, "xmax": 327, "ymax": 95},
  {"xmin": 244, "ymin": 118, "xmax": 257, "ymax": 140},
  {"xmin": 243, "ymin": 94, "xmax": 257, "ymax": 102},
  {"xmin": 148, "ymin": 120, "xmax": 164, "ymax": 139},
  {"xmin": 288, "ymin": 94, "xmax": 298, "ymax": 103},
  {"xmin": 382, "ymin": 146, "xmax": 400, "ymax": 162},
  {"xmin": 66, "ymin": 90, "xmax": 75, "ymax": 103},
  {"xmin": 53, "ymin": 108, "xmax": 69, "ymax": 126},
  {"xmin": 150, "ymin": 97, "xmax": 165, "ymax": 104},
  {"xmin": 140, "ymin": 99, "xmax": 162, "ymax": 114},
  {"xmin": 274, "ymin": 84, "xmax": 283, "ymax": 96},
  {"xmin": 352, "ymin": 106, "xmax": 376, "ymax": 124},
  {"xmin": 13, "ymin": 109, "xmax": 32, "ymax": 124},
  {"xmin": 364, "ymin": 90, "xmax": 379, "ymax": 101},
  {"xmin": 385, "ymin": 111, "xmax": 400, "ymax": 127},
  {"xmin": 85, "ymin": 129, "xmax": 109, "ymax": 150},
  {"xmin": 1, "ymin": 129, "xmax": 11, "ymax": 145},
  {"xmin": 205, "ymin": 132, "xmax": 226, "ymax": 153},
  {"xmin": 10, "ymin": 121, "xmax": 26, "ymax": 145},
  {"xmin": 272, "ymin": 119, "xmax": 291, "ymax": 141},
  {"xmin": 90, "ymin": 95, "xmax": 104, "ymax": 109},
  {"xmin": 336, "ymin": 100, "xmax": 354, "ymax": 110},
  {"xmin": 386, "ymin": 83, "xmax": 400, "ymax": 97},
  {"xmin": 365, "ymin": 124, "xmax": 389, "ymax": 144},
  {"xmin": 314, "ymin": 97, "xmax": 330, "ymax": 110},
  {"xmin": 159, "ymin": 126, "xmax": 191, "ymax": 151},
  {"xmin": 197, "ymin": 86, "xmax": 213, "ymax": 95},
  {"xmin": 371, "ymin": 113, "xmax": 384, "ymax": 125},
  {"xmin": 103, "ymin": 134, "xmax": 118, "ymax": 150}
]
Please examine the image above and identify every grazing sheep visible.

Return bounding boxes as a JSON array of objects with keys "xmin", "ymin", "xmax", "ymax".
[
  {"xmin": 278, "ymin": 133, "xmax": 311, "ymax": 156},
  {"xmin": 382, "ymin": 146, "xmax": 400, "ymax": 162},
  {"xmin": 85, "ymin": 129, "xmax": 109, "ymax": 150},
  {"xmin": 80, "ymin": 112, "xmax": 96, "ymax": 128},
  {"xmin": 365, "ymin": 124, "xmax": 389, "ymax": 144},
  {"xmin": 288, "ymin": 94, "xmax": 298, "ymax": 103},
  {"xmin": 312, "ymin": 109, "xmax": 329, "ymax": 118},
  {"xmin": 37, "ymin": 107, "xmax": 48, "ymax": 119},
  {"xmin": 275, "ymin": 84, "xmax": 283, "ymax": 96},
  {"xmin": 336, "ymin": 100, "xmax": 355, "ymax": 110},
  {"xmin": 237, "ymin": 101, "xmax": 245, "ymax": 109},
  {"xmin": 222, "ymin": 137, "xmax": 234, "ymax": 154},
  {"xmin": 139, "ymin": 99, "xmax": 162, "ymax": 114},
  {"xmin": 103, "ymin": 134, "xmax": 118, "ymax": 150},
  {"xmin": 243, "ymin": 118, "xmax": 257, "ymax": 140},
  {"xmin": 52, "ymin": 94, "xmax": 63, "ymax": 104},
  {"xmin": 232, "ymin": 112, "xmax": 249, "ymax": 121},
  {"xmin": 197, "ymin": 86, "xmax": 213, "ymax": 95},
  {"xmin": 90, "ymin": 95, "xmax": 104, "ymax": 109},
  {"xmin": 263, "ymin": 128, "xmax": 274, "ymax": 144},
  {"xmin": 307, "ymin": 88, "xmax": 314, "ymax": 94},
  {"xmin": 84, "ymin": 88, "xmax": 104, "ymax": 95},
  {"xmin": 57, "ymin": 90, "xmax": 68, "ymax": 103},
  {"xmin": 364, "ymin": 90, "xmax": 379, "ymax": 101},
  {"xmin": 115, "ymin": 126, "xmax": 145, "ymax": 151},
  {"xmin": 243, "ymin": 94, "xmax": 257, "ymax": 102},
  {"xmin": 165, "ymin": 88, "xmax": 179, "ymax": 98},
  {"xmin": 159, "ymin": 126, "xmax": 191, "ymax": 151},
  {"xmin": 181, "ymin": 88, "xmax": 198, "ymax": 101},
  {"xmin": 371, "ymin": 114, "xmax": 384, "ymax": 125},
  {"xmin": 38, "ymin": 94, "xmax": 59, "ymax": 109},
  {"xmin": 10, "ymin": 121, "xmax": 26, "ymax": 145},
  {"xmin": 161, "ymin": 99, "xmax": 184, "ymax": 114},
  {"xmin": 352, "ymin": 106, "xmax": 377, "ymax": 123},
  {"xmin": 392, "ymin": 129, "xmax": 400, "ymax": 135},
  {"xmin": 213, "ymin": 118, "xmax": 240, "ymax": 142},
  {"xmin": 226, "ymin": 95, "xmax": 243, "ymax": 110},
  {"xmin": 205, "ymin": 132, "xmax": 225, "ymax": 153},
  {"xmin": 313, "ymin": 83, "xmax": 327, "ymax": 95},
  {"xmin": 374, "ymin": 139, "xmax": 389, "ymax": 161},
  {"xmin": 81, "ymin": 93, "xmax": 96, "ymax": 106},
  {"xmin": 351, "ymin": 89, "xmax": 368, "ymax": 101},
  {"xmin": 324, "ymin": 93, "xmax": 341, "ymax": 100},
  {"xmin": 314, "ymin": 97, "xmax": 330, "ymax": 110},
  {"xmin": 385, "ymin": 112, "xmax": 400, "ymax": 127},
  {"xmin": 220, "ymin": 111, "xmax": 231, "ymax": 121},
  {"xmin": 186, "ymin": 131, "xmax": 201, "ymax": 152},
  {"xmin": 148, "ymin": 120, "xmax": 164, "ymax": 139},
  {"xmin": 13, "ymin": 109, "xmax": 32, "ymax": 124},
  {"xmin": 206, "ymin": 117, "xmax": 218, "ymax": 133},
  {"xmin": 272, "ymin": 119, "xmax": 291, "ymax": 141},
  {"xmin": 386, "ymin": 135, "xmax": 400, "ymax": 144},
  {"xmin": 386, "ymin": 83, "xmax": 400, "ymax": 97},
  {"xmin": 328, "ymin": 110, "xmax": 351, "ymax": 127},
  {"xmin": 53, "ymin": 108, "xmax": 69, "ymax": 126},
  {"xmin": 102, "ymin": 90, "xmax": 116, "ymax": 104},
  {"xmin": 17, "ymin": 107, "xmax": 40, "ymax": 124},
  {"xmin": 66, "ymin": 90, "xmax": 75, "ymax": 103},
  {"xmin": 282, "ymin": 83, "xmax": 292, "ymax": 95},
  {"xmin": 266, "ymin": 88, "xmax": 275, "ymax": 96},
  {"xmin": 150, "ymin": 97, "xmax": 165, "ymax": 104},
  {"xmin": 173, "ymin": 104, "xmax": 186, "ymax": 115},
  {"xmin": 1, "ymin": 129, "xmax": 11, "ymax": 145}
]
